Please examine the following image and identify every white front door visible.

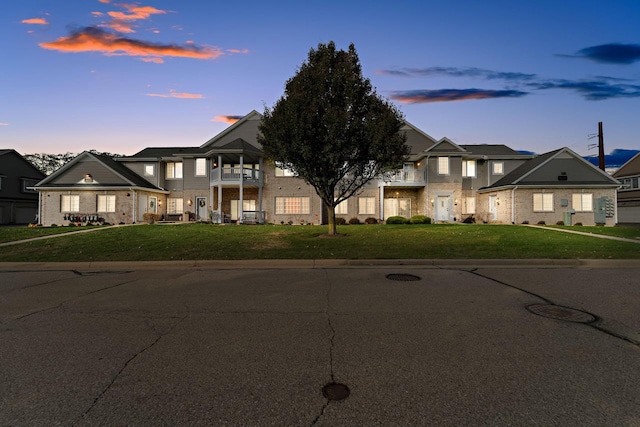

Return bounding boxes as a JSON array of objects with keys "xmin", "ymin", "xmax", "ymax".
[
  {"xmin": 436, "ymin": 195, "xmax": 450, "ymax": 221},
  {"xmin": 195, "ymin": 197, "xmax": 207, "ymax": 220},
  {"xmin": 489, "ymin": 195, "xmax": 497, "ymax": 220},
  {"xmin": 137, "ymin": 195, "xmax": 148, "ymax": 222}
]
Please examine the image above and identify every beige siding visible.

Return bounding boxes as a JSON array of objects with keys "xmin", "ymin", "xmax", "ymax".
[{"xmin": 52, "ymin": 159, "xmax": 128, "ymax": 185}]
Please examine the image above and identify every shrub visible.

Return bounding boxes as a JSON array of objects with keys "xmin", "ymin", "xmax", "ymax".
[
  {"xmin": 364, "ymin": 217, "xmax": 378, "ymax": 225},
  {"xmin": 386, "ymin": 216, "xmax": 409, "ymax": 224},
  {"xmin": 574, "ymin": 222, "xmax": 583, "ymax": 226},
  {"xmin": 556, "ymin": 221, "xmax": 564, "ymax": 226},
  {"xmin": 410, "ymin": 215, "xmax": 431, "ymax": 224},
  {"xmin": 521, "ymin": 220, "xmax": 529, "ymax": 224},
  {"xmin": 335, "ymin": 217, "xmax": 347, "ymax": 225},
  {"xmin": 348, "ymin": 217, "xmax": 361, "ymax": 225},
  {"xmin": 143, "ymin": 213, "xmax": 162, "ymax": 224},
  {"xmin": 537, "ymin": 220, "xmax": 546, "ymax": 225}
]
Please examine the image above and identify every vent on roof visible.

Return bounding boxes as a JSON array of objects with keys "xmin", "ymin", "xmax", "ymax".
[{"xmin": 558, "ymin": 172, "xmax": 568, "ymax": 181}]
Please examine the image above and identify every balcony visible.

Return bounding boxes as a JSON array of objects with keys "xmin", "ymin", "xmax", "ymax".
[
  {"xmin": 210, "ymin": 167, "xmax": 263, "ymax": 186},
  {"xmin": 381, "ymin": 170, "xmax": 426, "ymax": 187}
]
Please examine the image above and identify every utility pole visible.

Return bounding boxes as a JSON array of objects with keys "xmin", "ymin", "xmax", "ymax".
[{"xmin": 598, "ymin": 121, "xmax": 605, "ymax": 171}]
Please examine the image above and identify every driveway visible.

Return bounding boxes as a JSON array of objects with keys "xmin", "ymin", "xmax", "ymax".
[{"xmin": 1, "ymin": 262, "xmax": 639, "ymax": 425}]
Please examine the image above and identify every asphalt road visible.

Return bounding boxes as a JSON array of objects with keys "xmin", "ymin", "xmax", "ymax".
[{"xmin": 1, "ymin": 261, "xmax": 639, "ymax": 426}]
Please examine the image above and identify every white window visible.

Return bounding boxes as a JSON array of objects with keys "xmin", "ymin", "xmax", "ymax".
[
  {"xmin": 144, "ymin": 164, "xmax": 155, "ymax": 176},
  {"xmin": 195, "ymin": 158, "xmax": 207, "ymax": 176},
  {"xmin": 572, "ymin": 193, "xmax": 593, "ymax": 212},
  {"xmin": 437, "ymin": 157, "xmax": 449, "ymax": 175},
  {"xmin": 231, "ymin": 199, "xmax": 256, "ymax": 220},
  {"xmin": 275, "ymin": 165, "xmax": 296, "ymax": 177},
  {"xmin": 493, "ymin": 162, "xmax": 504, "ymax": 175},
  {"xmin": 358, "ymin": 197, "xmax": 376, "ymax": 215},
  {"xmin": 166, "ymin": 162, "xmax": 183, "ymax": 179},
  {"xmin": 533, "ymin": 193, "xmax": 554, "ymax": 212},
  {"xmin": 167, "ymin": 198, "xmax": 184, "ymax": 214},
  {"xmin": 464, "ymin": 197, "xmax": 476, "ymax": 214},
  {"xmin": 275, "ymin": 197, "xmax": 310, "ymax": 214},
  {"xmin": 335, "ymin": 199, "xmax": 348, "ymax": 214},
  {"xmin": 462, "ymin": 160, "xmax": 476, "ymax": 178},
  {"xmin": 97, "ymin": 195, "xmax": 116, "ymax": 212},
  {"xmin": 384, "ymin": 198, "xmax": 411, "ymax": 218},
  {"xmin": 61, "ymin": 195, "xmax": 80, "ymax": 212}
]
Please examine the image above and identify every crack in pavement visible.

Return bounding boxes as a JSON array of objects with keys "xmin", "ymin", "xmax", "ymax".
[
  {"xmin": 464, "ymin": 268, "xmax": 640, "ymax": 348},
  {"xmin": 311, "ymin": 270, "xmax": 337, "ymax": 426},
  {"xmin": 16, "ymin": 278, "xmax": 139, "ymax": 320},
  {"xmin": 73, "ymin": 314, "xmax": 189, "ymax": 425}
]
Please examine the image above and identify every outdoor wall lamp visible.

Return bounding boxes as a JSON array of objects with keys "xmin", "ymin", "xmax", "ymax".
[
  {"xmin": 430, "ymin": 199, "xmax": 434, "ymax": 206},
  {"xmin": 188, "ymin": 199, "xmax": 193, "ymax": 206},
  {"xmin": 454, "ymin": 199, "xmax": 459, "ymax": 205}
]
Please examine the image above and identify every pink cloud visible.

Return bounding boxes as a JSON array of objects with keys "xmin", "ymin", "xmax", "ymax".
[
  {"xmin": 39, "ymin": 27, "xmax": 222, "ymax": 61},
  {"xmin": 146, "ymin": 90, "xmax": 203, "ymax": 99},
  {"xmin": 213, "ymin": 115, "xmax": 242, "ymax": 124},
  {"xmin": 98, "ymin": 0, "xmax": 111, "ymax": 3},
  {"xmin": 22, "ymin": 18, "xmax": 49, "ymax": 25},
  {"xmin": 91, "ymin": 11, "xmax": 104, "ymax": 17},
  {"xmin": 227, "ymin": 48, "xmax": 249, "ymax": 54},
  {"xmin": 102, "ymin": 19, "xmax": 136, "ymax": 33},
  {"xmin": 107, "ymin": 4, "xmax": 166, "ymax": 21}
]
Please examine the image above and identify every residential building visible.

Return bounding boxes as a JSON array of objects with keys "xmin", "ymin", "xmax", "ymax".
[
  {"xmin": 0, "ymin": 149, "xmax": 45, "ymax": 224},
  {"xmin": 32, "ymin": 111, "xmax": 620, "ymax": 226},
  {"xmin": 613, "ymin": 152, "xmax": 640, "ymax": 224}
]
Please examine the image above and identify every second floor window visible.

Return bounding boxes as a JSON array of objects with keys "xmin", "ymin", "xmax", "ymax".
[
  {"xmin": 144, "ymin": 164, "xmax": 155, "ymax": 176},
  {"xmin": 462, "ymin": 160, "xmax": 476, "ymax": 177},
  {"xmin": 437, "ymin": 157, "xmax": 449, "ymax": 175},
  {"xmin": 195, "ymin": 158, "xmax": 207, "ymax": 176},
  {"xmin": 493, "ymin": 162, "xmax": 504, "ymax": 175},
  {"xmin": 166, "ymin": 162, "xmax": 183, "ymax": 179}
]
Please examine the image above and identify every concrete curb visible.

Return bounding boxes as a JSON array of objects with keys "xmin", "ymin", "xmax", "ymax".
[{"xmin": 1, "ymin": 258, "xmax": 640, "ymax": 270}]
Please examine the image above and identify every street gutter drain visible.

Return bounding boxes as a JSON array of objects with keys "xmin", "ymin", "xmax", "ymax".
[
  {"xmin": 322, "ymin": 383, "xmax": 350, "ymax": 401},
  {"xmin": 386, "ymin": 273, "xmax": 421, "ymax": 281},
  {"xmin": 526, "ymin": 304, "xmax": 596, "ymax": 324}
]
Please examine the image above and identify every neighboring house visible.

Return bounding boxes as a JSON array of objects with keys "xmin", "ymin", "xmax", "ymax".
[
  {"xmin": 0, "ymin": 149, "xmax": 45, "ymax": 224},
  {"xmin": 33, "ymin": 111, "xmax": 621, "ymax": 226},
  {"xmin": 477, "ymin": 147, "xmax": 620, "ymax": 225},
  {"xmin": 34, "ymin": 151, "xmax": 169, "ymax": 226},
  {"xmin": 613, "ymin": 152, "xmax": 640, "ymax": 224}
]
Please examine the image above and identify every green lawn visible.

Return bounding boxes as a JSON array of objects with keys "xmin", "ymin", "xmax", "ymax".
[
  {"xmin": 0, "ymin": 225, "xmax": 106, "ymax": 244},
  {"xmin": 0, "ymin": 223, "xmax": 638, "ymax": 262}
]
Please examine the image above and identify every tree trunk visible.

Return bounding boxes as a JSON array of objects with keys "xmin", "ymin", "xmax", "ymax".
[{"xmin": 326, "ymin": 202, "xmax": 337, "ymax": 235}]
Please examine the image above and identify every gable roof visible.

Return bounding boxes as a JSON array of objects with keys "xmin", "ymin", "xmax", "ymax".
[
  {"xmin": 35, "ymin": 151, "xmax": 166, "ymax": 191},
  {"xmin": 0, "ymin": 149, "xmax": 46, "ymax": 179},
  {"xmin": 204, "ymin": 138, "xmax": 263, "ymax": 155},
  {"xmin": 200, "ymin": 110, "xmax": 263, "ymax": 149},
  {"xmin": 480, "ymin": 147, "xmax": 620, "ymax": 191},
  {"xmin": 613, "ymin": 151, "xmax": 640, "ymax": 178}
]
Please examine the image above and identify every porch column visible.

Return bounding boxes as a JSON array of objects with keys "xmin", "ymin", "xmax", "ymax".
[
  {"xmin": 258, "ymin": 157, "xmax": 263, "ymax": 223},
  {"xmin": 239, "ymin": 155, "xmax": 244, "ymax": 223},
  {"xmin": 217, "ymin": 184, "xmax": 222, "ymax": 220},
  {"xmin": 379, "ymin": 185, "xmax": 384, "ymax": 220}
]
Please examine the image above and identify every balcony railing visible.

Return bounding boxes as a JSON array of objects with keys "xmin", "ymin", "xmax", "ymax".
[
  {"xmin": 210, "ymin": 167, "xmax": 262, "ymax": 185},
  {"xmin": 382, "ymin": 170, "xmax": 425, "ymax": 184}
]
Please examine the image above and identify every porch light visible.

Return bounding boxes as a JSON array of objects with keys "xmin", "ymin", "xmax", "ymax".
[
  {"xmin": 84, "ymin": 174, "xmax": 93, "ymax": 183},
  {"xmin": 188, "ymin": 199, "xmax": 193, "ymax": 206}
]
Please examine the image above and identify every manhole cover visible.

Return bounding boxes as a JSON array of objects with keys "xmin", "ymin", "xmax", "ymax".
[
  {"xmin": 386, "ymin": 273, "xmax": 421, "ymax": 281},
  {"xmin": 322, "ymin": 383, "xmax": 350, "ymax": 401},
  {"xmin": 526, "ymin": 304, "xmax": 596, "ymax": 323}
]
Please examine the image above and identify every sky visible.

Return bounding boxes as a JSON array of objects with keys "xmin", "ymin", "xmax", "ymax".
[{"xmin": 2, "ymin": 0, "xmax": 640, "ymax": 164}]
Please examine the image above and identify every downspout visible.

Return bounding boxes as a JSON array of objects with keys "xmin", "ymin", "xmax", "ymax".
[
  {"xmin": 38, "ymin": 190, "xmax": 42, "ymax": 225},
  {"xmin": 511, "ymin": 186, "xmax": 518, "ymax": 224},
  {"xmin": 425, "ymin": 154, "xmax": 430, "ymax": 218},
  {"xmin": 130, "ymin": 188, "xmax": 136, "ymax": 224}
]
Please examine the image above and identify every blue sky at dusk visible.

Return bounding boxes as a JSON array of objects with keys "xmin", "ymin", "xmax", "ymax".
[{"xmin": 2, "ymin": 0, "xmax": 639, "ymax": 161}]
